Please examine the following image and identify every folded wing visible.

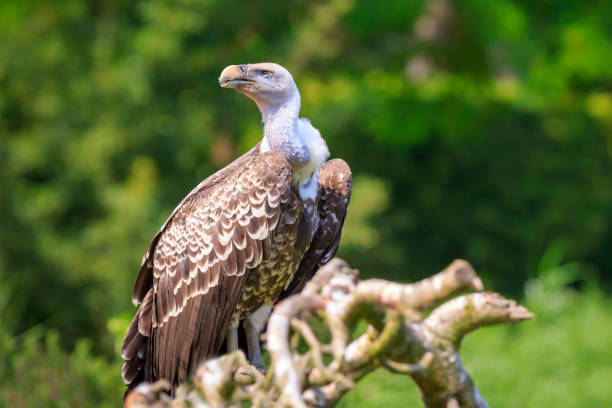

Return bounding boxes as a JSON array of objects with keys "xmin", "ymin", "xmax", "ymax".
[
  {"xmin": 280, "ymin": 158, "xmax": 352, "ymax": 299},
  {"xmin": 121, "ymin": 150, "xmax": 293, "ymax": 392}
]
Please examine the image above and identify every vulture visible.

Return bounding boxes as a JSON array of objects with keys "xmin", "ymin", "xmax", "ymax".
[{"xmin": 121, "ymin": 63, "xmax": 352, "ymax": 395}]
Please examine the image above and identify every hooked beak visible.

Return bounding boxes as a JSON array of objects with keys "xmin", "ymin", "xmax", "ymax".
[{"xmin": 218, "ymin": 64, "xmax": 252, "ymax": 88}]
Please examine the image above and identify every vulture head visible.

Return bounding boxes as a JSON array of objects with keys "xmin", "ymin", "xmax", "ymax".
[{"xmin": 219, "ymin": 63, "xmax": 299, "ymax": 113}]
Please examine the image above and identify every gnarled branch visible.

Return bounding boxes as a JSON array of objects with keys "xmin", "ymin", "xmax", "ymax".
[{"xmin": 125, "ymin": 258, "xmax": 532, "ymax": 408}]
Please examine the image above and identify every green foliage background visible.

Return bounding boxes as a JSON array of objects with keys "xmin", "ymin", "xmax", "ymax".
[{"xmin": 1, "ymin": 0, "xmax": 611, "ymax": 406}]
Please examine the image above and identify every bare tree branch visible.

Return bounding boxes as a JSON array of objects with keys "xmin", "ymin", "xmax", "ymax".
[{"xmin": 125, "ymin": 258, "xmax": 532, "ymax": 408}]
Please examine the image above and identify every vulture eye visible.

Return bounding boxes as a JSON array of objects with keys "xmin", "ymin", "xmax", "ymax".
[{"xmin": 261, "ymin": 70, "xmax": 272, "ymax": 79}]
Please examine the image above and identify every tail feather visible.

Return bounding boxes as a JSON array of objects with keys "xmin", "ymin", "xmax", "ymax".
[{"xmin": 122, "ymin": 290, "xmax": 153, "ymax": 392}]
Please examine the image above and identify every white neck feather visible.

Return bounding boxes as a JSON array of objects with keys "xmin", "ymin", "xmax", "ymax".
[
  {"xmin": 261, "ymin": 118, "xmax": 329, "ymax": 183},
  {"xmin": 293, "ymin": 118, "xmax": 329, "ymax": 183},
  {"xmin": 259, "ymin": 91, "xmax": 329, "ymax": 188}
]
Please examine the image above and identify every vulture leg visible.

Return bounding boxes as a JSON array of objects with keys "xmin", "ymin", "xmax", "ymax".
[
  {"xmin": 226, "ymin": 326, "xmax": 239, "ymax": 353},
  {"xmin": 245, "ymin": 305, "xmax": 272, "ymax": 372}
]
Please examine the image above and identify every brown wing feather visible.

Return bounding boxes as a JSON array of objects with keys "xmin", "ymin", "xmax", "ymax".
[
  {"xmin": 132, "ymin": 143, "xmax": 262, "ymax": 305},
  {"xmin": 280, "ymin": 158, "xmax": 352, "ymax": 299},
  {"xmin": 122, "ymin": 149, "xmax": 293, "ymax": 393}
]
